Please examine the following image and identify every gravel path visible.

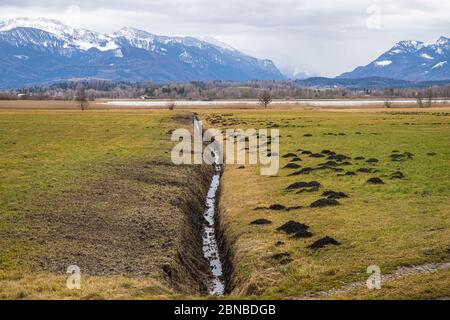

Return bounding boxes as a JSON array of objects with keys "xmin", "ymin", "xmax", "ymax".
[{"xmin": 299, "ymin": 262, "xmax": 450, "ymax": 299}]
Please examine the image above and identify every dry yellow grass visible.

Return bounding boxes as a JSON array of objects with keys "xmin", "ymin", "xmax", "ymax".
[{"xmin": 211, "ymin": 108, "xmax": 450, "ymax": 299}]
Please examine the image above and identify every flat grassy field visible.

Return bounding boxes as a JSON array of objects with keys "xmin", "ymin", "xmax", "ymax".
[
  {"xmin": 1, "ymin": 103, "xmax": 449, "ymax": 300},
  {"xmin": 0, "ymin": 107, "xmax": 213, "ymax": 299},
  {"xmin": 204, "ymin": 109, "xmax": 450, "ymax": 299}
]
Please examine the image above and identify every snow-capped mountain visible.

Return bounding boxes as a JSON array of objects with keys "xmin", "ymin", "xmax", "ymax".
[
  {"xmin": 339, "ymin": 37, "xmax": 450, "ymax": 81},
  {"xmin": 0, "ymin": 18, "xmax": 283, "ymax": 88}
]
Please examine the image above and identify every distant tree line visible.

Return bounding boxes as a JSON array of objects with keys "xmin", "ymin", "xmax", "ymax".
[{"xmin": 1, "ymin": 80, "xmax": 450, "ymax": 102}]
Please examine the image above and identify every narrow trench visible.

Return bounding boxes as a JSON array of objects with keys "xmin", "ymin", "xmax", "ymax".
[{"xmin": 194, "ymin": 116, "xmax": 228, "ymax": 296}]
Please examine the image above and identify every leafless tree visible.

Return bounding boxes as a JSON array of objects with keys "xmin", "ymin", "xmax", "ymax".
[
  {"xmin": 416, "ymin": 92, "xmax": 424, "ymax": 108},
  {"xmin": 425, "ymin": 87, "xmax": 434, "ymax": 107},
  {"xmin": 258, "ymin": 90, "xmax": 272, "ymax": 108},
  {"xmin": 384, "ymin": 99, "xmax": 392, "ymax": 108},
  {"xmin": 167, "ymin": 101, "xmax": 176, "ymax": 111},
  {"xmin": 75, "ymin": 85, "xmax": 89, "ymax": 111}
]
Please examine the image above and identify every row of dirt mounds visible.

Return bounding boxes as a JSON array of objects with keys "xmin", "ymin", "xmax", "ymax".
[
  {"xmin": 26, "ymin": 158, "xmax": 215, "ymax": 295},
  {"xmin": 260, "ymin": 143, "xmax": 429, "ymax": 259},
  {"xmin": 280, "ymin": 148, "xmax": 419, "ymax": 186}
]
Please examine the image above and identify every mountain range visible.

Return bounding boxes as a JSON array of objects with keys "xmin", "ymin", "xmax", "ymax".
[
  {"xmin": 339, "ymin": 37, "xmax": 450, "ymax": 81},
  {"xmin": 0, "ymin": 18, "xmax": 449, "ymax": 89},
  {"xmin": 0, "ymin": 18, "xmax": 284, "ymax": 89}
]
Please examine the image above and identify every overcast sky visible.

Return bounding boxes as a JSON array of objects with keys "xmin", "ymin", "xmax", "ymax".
[{"xmin": 0, "ymin": 0, "xmax": 449, "ymax": 77}]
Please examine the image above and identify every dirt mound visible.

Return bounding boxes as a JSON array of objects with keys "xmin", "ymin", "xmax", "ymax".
[
  {"xmin": 390, "ymin": 152, "xmax": 414, "ymax": 162},
  {"xmin": 366, "ymin": 158, "xmax": 379, "ymax": 163},
  {"xmin": 301, "ymin": 150, "xmax": 312, "ymax": 155},
  {"xmin": 354, "ymin": 156, "xmax": 365, "ymax": 160},
  {"xmin": 357, "ymin": 168, "xmax": 376, "ymax": 173},
  {"xmin": 310, "ymin": 198, "xmax": 340, "ymax": 208},
  {"xmin": 367, "ymin": 177, "xmax": 385, "ymax": 184},
  {"xmin": 321, "ymin": 150, "xmax": 333, "ymax": 154},
  {"xmin": 283, "ymin": 163, "xmax": 302, "ymax": 169},
  {"xmin": 269, "ymin": 204, "xmax": 286, "ymax": 211},
  {"xmin": 328, "ymin": 154, "xmax": 350, "ymax": 162},
  {"xmin": 282, "ymin": 153, "xmax": 298, "ymax": 158},
  {"xmin": 310, "ymin": 153, "xmax": 325, "ymax": 158},
  {"xmin": 296, "ymin": 186, "xmax": 319, "ymax": 193},
  {"xmin": 286, "ymin": 206, "xmax": 304, "ymax": 211},
  {"xmin": 277, "ymin": 221, "xmax": 310, "ymax": 234},
  {"xmin": 286, "ymin": 181, "xmax": 321, "ymax": 190},
  {"xmin": 307, "ymin": 236, "xmax": 341, "ymax": 249},
  {"xmin": 390, "ymin": 171, "xmax": 405, "ymax": 179},
  {"xmin": 322, "ymin": 191, "xmax": 349, "ymax": 199},
  {"xmin": 288, "ymin": 168, "xmax": 314, "ymax": 176},
  {"xmin": 390, "ymin": 154, "xmax": 405, "ymax": 161},
  {"xmin": 290, "ymin": 157, "xmax": 302, "ymax": 162},
  {"xmin": 291, "ymin": 230, "xmax": 313, "ymax": 239},
  {"xmin": 345, "ymin": 171, "xmax": 356, "ymax": 176},
  {"xmin": 250, "ymin": 219, "xmax": 272, "ymax": 225},
  {"xmin": 319, "ymin": 161, "xmax": 339, "ymax": 168}
]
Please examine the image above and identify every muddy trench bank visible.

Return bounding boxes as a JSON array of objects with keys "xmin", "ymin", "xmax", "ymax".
[{"xmin": 23, "ymin": 157, "xmax": 227, "ymax": 295}]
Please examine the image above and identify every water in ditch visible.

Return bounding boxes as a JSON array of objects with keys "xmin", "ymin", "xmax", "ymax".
[{"xmin": 194, "ymin": 117, "xmax": 225, "ymax": 296}]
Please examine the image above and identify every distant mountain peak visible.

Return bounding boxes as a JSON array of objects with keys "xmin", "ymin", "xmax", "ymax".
[
  {"xmin": 339, "ymin": 36, "xmax": 450, "ymax": 81},
  {"xmin": 0, "ymin": 17, "xmax": 76, "ymax": 36},
  {"xmin": 437, "ymin": 36, "xmax": 449, "ymax": 45},
  {"xmin": 0, "ymin": 17, "xmax": 284, "ymax": 88}
]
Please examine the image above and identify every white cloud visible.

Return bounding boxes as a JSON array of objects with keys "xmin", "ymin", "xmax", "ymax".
[{"xmin": 0, "ymin": 0, "xmax": 449, "ymax": 77}]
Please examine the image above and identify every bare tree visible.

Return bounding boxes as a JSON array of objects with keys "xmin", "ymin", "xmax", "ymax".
[
  {"xmin": 425, "ymin": 87, "xmax": 434, "ymax": 107},
  {"xmin": 167, "ymin": 101, "xmax": 176, "ymax": 111},
  {"xmin": 258, "ymin": 90, "xmax": 272, "ymax": 109},
  {"xmin": 416, "ymin": 92, "xmax": 424, "ymax": 108},
  {"xmin": 384, "ymin": 99, "xmax": 392, "ymax": 108},
  {"xmin": 75, "ymin": 85, "xmax": 89, "ymax": 111}
]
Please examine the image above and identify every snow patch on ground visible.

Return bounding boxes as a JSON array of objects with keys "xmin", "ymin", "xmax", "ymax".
[
  {"xmin": 375, "ymin": 60, "xmax": 392, "ymax": 67},
  {"xmin": 179, "ymin": 50, "xmax": 194, "ymax": 64},
  {"xmin": 421, "ymin": 53, "xmax": 434, "ymax": 60},
  {"xmin": 13, "ymin": 54, "xmax": 29, "ymax": 60},
  {"xmin": 432, "ymin": 61, "xmax": 448, "ymax": 69}
]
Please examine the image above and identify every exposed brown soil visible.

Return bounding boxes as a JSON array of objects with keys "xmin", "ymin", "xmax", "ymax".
[
  {"xmin": 357, "ymin": 168, "xmax": 377, "ymax": 173},
  {"xmin": 367, "ymin": 177, "xmax": 385, "ymax": 185},
  {"xmin": 288, "ymin": 167, "xmax": 315, "ymax": 176},
  {"xmin": 310, "ymin": 198, "xmax": 340, "ymax": 208},
  {"xmin": 310, "ymin": 153, "xmax": 325, "ymax": 158},
  {"xmin": 296, "ymin": 186, "xmax": 319, "ymax": 193},
  {"xmin": 277, "ymin": 221, "xmax": 310, "ymax": 234},
  {"xmin": 283, "ymin": 163, "xmax": 302, "ymax": 169},
  {"xmin": 282, "ymin": 153, "xmax": 298, "ymax": 158},
  {"xmin": 26, "ymin": 158, "xmax": 215, "ymax": 294},
  {"xmin": 307, "ymin": 236, "xmax": 341, "ymax": 249},
  {"xmin": 291, "ymin": 230, "xmax": 313, "ymax": 239},
  {"xmin": 286, "ymin": 181, "xmax": 321, "ymax": 190},
  {"xmin": 322, "ymin": 191, "xmax": 349, "ymax": 199},
  {"xmin": 269, "ymin": 204, "xmax": 287, "ymax": 211},
  {"xmin": 250, "ymin": 219, "xmax": 272, "ymax": 225},
  {"xmin": 390, "ymin": 171, "xmax": 405, "ymax": 179}
]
